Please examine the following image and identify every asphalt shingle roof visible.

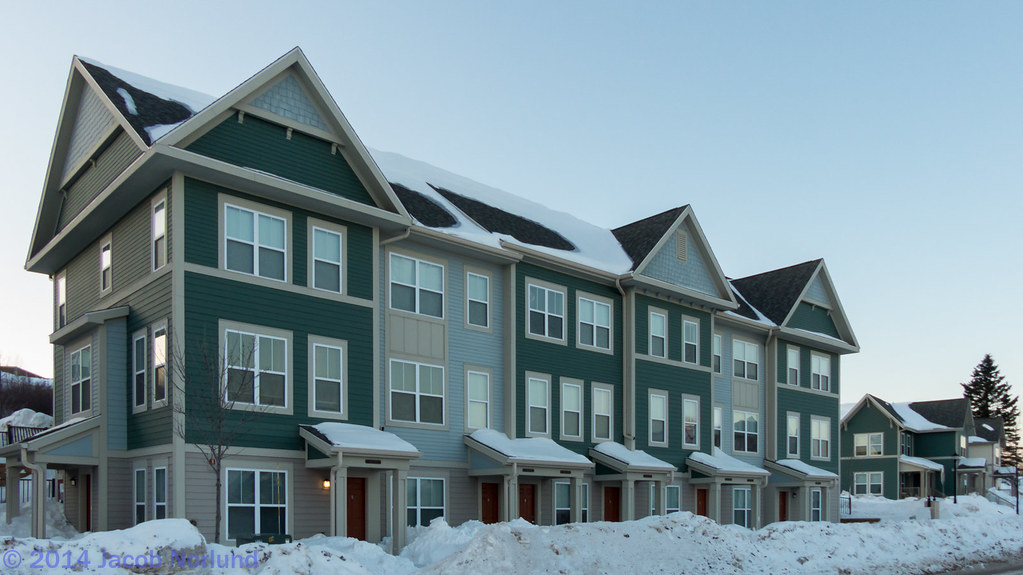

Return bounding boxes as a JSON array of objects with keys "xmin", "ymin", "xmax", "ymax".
[
  {"xmin": 391, "ymin": 183, "xmax": 457, "ymax": 228},
  {"xmin": 610, "ymin": 207, "xmax": 687, "ymax": 271},
  {"xmin": 433, "ymin": 186, "xmax": 575, "ymax": 251},
  {"xmin": 868, "ymin": 394, "xmax": 906, "ymax": 424},
  {"xmin": 974, "ymin": 417, "xmax": 1004, "ymax": 444},
  {"xmin": 730, "ymin": 259, "xmax": 821, "ymax": 326},
  {"xmin": 907, "ymin": 398, "xmax": 970, "ymax": 429},
  {"xmin": 729, "ymin": 287, "xmax": 762, "ymax": 321}
]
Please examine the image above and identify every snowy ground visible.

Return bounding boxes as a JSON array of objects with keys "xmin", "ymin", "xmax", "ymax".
[{"xmin": 1, "ymin": 495, "xmax": 1020, "ymax": 574}]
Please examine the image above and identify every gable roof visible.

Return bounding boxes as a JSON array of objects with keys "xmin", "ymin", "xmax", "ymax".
[
  {"xmin": 731, "ymin": 259, "xmax": 821, "ymax": 326},
  {"xmin": 843, "ymin": 393, "xmax": 969, "ymax": 434},
  {"xmin": 975, "ymin": 417, "xmax": 1004, "ymax": 445},
  {"xmin": 907, "ymin": 398, "xmax": 970, "ymax": 429},
  {"xmin": 611, "ymin": 206, "xmax": 687, "ymax": 271}
]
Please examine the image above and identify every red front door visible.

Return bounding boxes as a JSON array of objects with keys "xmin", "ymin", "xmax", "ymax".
[
  {"xmin": 347, "ymin": 477, "xmax": 366, "ymax": 540},
  {"xmin": 778, "ymin": 491, "xmax": 788, "ymax": 521},
  {"xmin": 604, "ymin": 486, "xmax": 621, "ymax": 522},
  {"xmin": 519, "ymin": 484, "xmax": 536, "ymax": 523},
  {"xmin": 696, "ymin": 488, "xmax": 708, "ymax": 517},
  {"xmin": 482, "ymin": 482, "xmax": 500, "ymax": 524}
]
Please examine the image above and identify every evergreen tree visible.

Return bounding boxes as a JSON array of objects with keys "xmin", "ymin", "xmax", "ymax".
[{"xmin": 962, "ymin": 354, "xmax": 1020, "ymax": 466}]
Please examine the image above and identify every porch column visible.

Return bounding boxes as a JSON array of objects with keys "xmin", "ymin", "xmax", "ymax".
[
  {"xmin": 654, "ymin": 480, "xmax": 666, "ymax": 515},
  {"xmin": 752, "ymin": 484, "xmax": 762, "ymax": 529},
  {"xmin": 333, "ymin": 466, "xmax": 348, "ymax": 538},
  {"xmin": 711, "ymin": 483, "xmax": 721, "ymax": 523},
  {"xmin": 623, "ymin": 479, "xmax": 636, "ymax": 521},
  {"xmin": 5, "ymin": 465, "xmax": 19, "ymax": 523},
  {"xmin": 570, "ymin": 477, "xmax": 583, "ymax": 523},
  {"xmin": 30, "ymin": 464, "xmax": 47, "ymax": 538},
  {"xmin": 508, "ymin": 473, "xmax": 519, "ymax": 520},
  {"xmin": 391, "ymin": 469, "xmax": 408, "ymax": 552}
]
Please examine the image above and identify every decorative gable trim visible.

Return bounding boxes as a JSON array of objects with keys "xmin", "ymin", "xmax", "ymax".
[{"xmin": 778, "ymin": 261, "xmax": 859, "ymax": 351}]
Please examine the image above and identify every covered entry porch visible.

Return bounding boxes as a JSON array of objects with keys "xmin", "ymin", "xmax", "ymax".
[
  {"xmin": 898, "ymin": 455, "xmax": 943, "ymax": 499},
  {"xmin": 764, "ymin": 459, "xmax": 839, "ymax": 522},
  {"xmin": 687, "ymin": 448, "xmax": 769, "ymax": 528},
  {"xmin": 588, "ymin": 441, "xmax": 676, "ymax": 521}
]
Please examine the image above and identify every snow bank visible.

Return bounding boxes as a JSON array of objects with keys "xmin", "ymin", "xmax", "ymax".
[
  {"xmin": 0, "ymin": 408, "xmax": 53, "ymax": 433},
  {"xmin": 0, "ymin": 498, "xmax": 77, "ymax": 539}
]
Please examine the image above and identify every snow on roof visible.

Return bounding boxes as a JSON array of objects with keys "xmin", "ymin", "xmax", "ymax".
[
  {"xmin": 996, "ymin": 466, "xmax": 1017, "ymax": 475},
  {"xmin": 592, "ymin": 441, "xmax": 676, "ymax": 470},
  {"xmin": 468, "ymin": 429, "xmax": 592, "ymax": 465},
  {"xmin": 311, "ymin": 422, "xmax": 420, "ymax": 455},
  {"xmin": 0, "ymin": 408, "xmax": 53, "ymax": 433},
  {"xmin": 983, "ymin": 423, "xmax": 996, "ymax": 432},
  {"xmin": 370, "ymin": 150, "xmax": 635, "ymax": 273},
  {"xmin": 891, "ymin": 402, "xmax": 951, "ymax": 432},
  {"xmin": 773, "ymin": 459, "xmax": 838, "ymax": 478},
  {"xmin": 899, "ymin": 455, "xmax": 945, "ymax": 473},
  {"xmin": 687, "ymin": 448, "xmax": 769, "ymax": 476},
  {"xmin": 840, "ymin": 403, "xmax": 857, "ymax": 420},
  {"xmin": 958, "ymin": 457, "xmax": 987, "ymax": 469},
  {"xmin": 969, "ymin": 435, "xmax": 991, "ymax": 444}
]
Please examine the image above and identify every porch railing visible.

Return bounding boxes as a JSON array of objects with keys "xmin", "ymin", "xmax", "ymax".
[
  {"xmin": 0, "ymin": 425, "xmax": 48, "ymax": 447},
  {"xmin": 839, "ymin": 493, "xmax": 852, "ymax": 515}
]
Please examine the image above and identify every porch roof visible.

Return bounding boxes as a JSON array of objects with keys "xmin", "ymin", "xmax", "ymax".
[
  {"xmin": 589, "ymin": 442, "xmax": 676, "ymax": 474},
  {"xmin": 766, "ymin": 459, "xmax": 838, "ymax": 481},
  {"xmin": 899, "ymin": 455, "xmax": 944, "ymax": 473},
  {"xmin": 464, "ymin": 429, "xmax": 593, "ymax": 468},
  {"xmin": 687, "ymin": 448, "xmax": 769, "ymax": 478},
  {"xmin": 299, "ymin": 423, "xmax": 421, "ymax": 459},
  {"xmin": 958, "ymin": 457, "xmax": 987, "ymax": 469},
  {"xmin": 0, "ymin": 416, "xmax": 101, "ymax": 466}
]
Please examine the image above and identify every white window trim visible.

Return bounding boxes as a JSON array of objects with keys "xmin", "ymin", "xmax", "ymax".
[
  {"xmin": 713, "ymin": 404, "xmax": 723, "ymax": 449},
  {"xmin": 811, "ymin": 353, "xmax": 832, "ymax": 392},
  {"xmin": 682, "ymin": 319, "xmax": 700, "ymax": 365},
  {"xmin": 786, "ymin": 412, "xmax": 800, "ymax": 458},
  {"xmin": 732, "ymin": 339, "xmax": 759, "ymax": 381},
  {"xmin": 151, "ymin": 322, "xmax": 168, "ymax": 409},
  {"xmin": 134, "ymin": 468, "xmax": 147, "ymax": 525},
  {"xmin": 649, "ymin": 484, "xmax": 682, "ymax": 515},
  {"xmin": 854, "ymin": 432, "xmax": 883, "ymax": 457},
  {"xmin": 591, "ymin": 383, "xmax": 614, "ymax": 443},
  {"xmin": 99, "ymin": 234, "xmax": 112, "ymax": 296},
  {"xmin": 407, "ymin": 477, "xmax": 446, "ymax": 527},
  {"xmin": 811, "ymin": 416, "xmax": 831, "ymax": 461},
  {"xmin": 307, "ymin": 335, "xmax": 348, "ymax": 420},
  {"xmin": 787, "ymin": 346, "xmax": 800, "ymax": 386},
  {"xmin": 224, "ymin": 466, "xmax": 290, "ymax": 543},
  {"xmin": 69, "ymin": 344, "xmax": 92, "ymax": 416},
  {"xmin": 388, "ymin": 251, "xmax": 446, "ymax": 319},
  {"xmin": 151, "ymin": 191, "xmax": 167, "ymax": 272},
  {"xmin": 712, "ymin": 333, "xmax": 722, "ymax": 374},
  {"xmin": 733, "ymin": 409, "xmax": 759, "ymax": 455},
  {"xmin": 733, "ymin": 486, "xmax": 752, "ymax": 528},
  {"xmin": 388, "ymin": 358, "xmax": 447, "ymax": 428},
  {"xmin": 649, "ymin": 309, "xmax": 667, "ymax": 359},
  {"xmin": 219, "ymin": 320, "xmax": 293, "ymax": 415},
  {"xmin": 682, "ymin": 395, "xmax": 700, "ymax": 449},
  {"xmin": 308, "ymin": 218, "xmax": 346, "ymax": 295},
  {"xmin": 218, "ymin": 194, "xmax": 292, "ymax": 285},
  {"xmin": 465, "ymin": 269, "xmax": 491, "ymax": 332},
  {"xmin": 854, "ymin": 471, "xmax": 883, "ymax": 496},
  {"xmin": 525, "ymin": 278, "xmax": 567, "ymax": 345},
  {"xmin": 554, "ymin": 481, "xmax": 590, "ymax": 525},
  {"xmin": 224, "ymin": 202, "xmax": 288, "ymax": 282},
  {"xmin": 132, "ymin": 329, "xmax": 147, "ymax": 414},
  {"xmin": 809, "ymin": 487, "xmax": 823, "ymax": 522},
  {"xmin": 576, "ymin": 293, "xmax": 613, "ymax": 354},
  {"xmin": 56, "ymin": 271, "xmax": 67, "ymax": 329},
  {"xmin": 153, "ymin": 466, "xmax": 167, "ymax": 520},
  {"xmin": 525, "ymin": 372, "xmax": 551, "ymax": 438},
  {"xmin": 560, "ymin": 379, "xmax": 584, "ymax": 441},
  {"xmin": 648, "ymin": 389, "xmax": 668, "ymax": 447},
  {"xmin": 464, "ymin": 367, "xmax": 492, "ymax": 432}
]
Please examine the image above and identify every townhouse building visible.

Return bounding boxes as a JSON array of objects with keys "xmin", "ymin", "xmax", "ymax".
[{"xmin": 5, "ymin": 49, "xmax": 858, "ymax": 548}]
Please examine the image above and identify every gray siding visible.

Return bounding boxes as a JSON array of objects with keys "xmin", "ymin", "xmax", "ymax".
[
  {"xmin": 58, "ymin": 131, "xmax": 141, "ymax": 231},
  {"xmin": 639, "ymin": 221, "xmax": 719, "ymax": 297},
  {"xmin": 62, "ymin": 85, "xmax": 117, "ymax": 182},
  {"xmin": 124, "ymin": 276, "xmax": 173, "ymax": 449},
  {"xmin": 104, "ymin": 319, "xmax": 127, "ymax": 450},
  {"xmin": 250, "ymin": 75, "xmax": 329, "ymax": 132},
  {"xmin": 59, "ymin": 331, "xmax": 100, "ymax": 421},
  {"xmin": 53, "ymin": 346, "xmax": 65, "ymax": 425},
  {"xmin": 107, "ymin": 457, "xmax": 133, "ymax": 529},
  {"xmin": 713, "ymin": 323, "xmax": 767, "ymax": 466},
  {"xmin": 805, "ymin": 275, "xmax": 831, "ymax": 305}
]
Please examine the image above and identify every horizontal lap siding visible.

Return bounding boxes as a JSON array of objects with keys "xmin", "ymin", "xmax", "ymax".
[
  {"xmin": 776, "ymin": 387, "xmax": 839, "ymax": 474},
  {"xmin": 635, "ymin": 359, "xmax": 711, "ymax": 469},
  {"xmin": 125, "ymin": 276, "xmax": 173, "ymax": 449},
  {"xmin": 58, "ymin": 131, "xmax": 141, "ymax": 231},
  {"xmin": 776, "ymin": 339, "xmax": 840, "ymax": 396},
  {"xmin": 839, "ymin": 402, "xmax": 899, "ymax": 463},
  {"xmin": 841, "ymin": 457, "xmax": 899, "ymax": 500},
  {"xmin": 634, "ymin": 294, "xmax": 712, "ymax": 366},
  {"xmin": 788, "ymin": 303, "xmax": 841, "ymax": 339},
  {"xmin": 106, "ymin": 458, "xmax": 133, "ymax": 530}
]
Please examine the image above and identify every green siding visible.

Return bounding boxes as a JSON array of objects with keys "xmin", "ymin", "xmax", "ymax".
[
  {"xmin": 183, "ymin": 272, "xmax": 375, "ymax": 450},
  {"xmin": 186, "ymin": 115, "xmax": 375, "ymax": 206},
  {"xmin": 635, "ymin": 360, "xmax": 711, "ymax": 469},
  {"xmin": 841, "ymin": 457, "xmax": 900, "ymax": 500},
  {"xmin": 124, "ymin": 275, "xmax": 173, "ymax": 449},
  {"xmin": 776, "ymin": 340, "xmax": 840, "ymax": 395},
  {"xmin": 788, "ymin": 302, "xmax": 841, "ymax": 339},
  {"xmin": 634, "ymin": 294, "xmax": 711, "ymax": 366},
  {"xmin": 182, "ymin": 178, "xmax": 375, "ymax": 300},
  {"xmin": 58, "ymin": 131, "xmax": 142, "ymax": 231},
  {"xmin": 776, "ymin": 387, "xmax": 839, "ymax": 474},
  {"xmin": 515, "ymin": 263, "xmax": 622, "ymax": 455}
]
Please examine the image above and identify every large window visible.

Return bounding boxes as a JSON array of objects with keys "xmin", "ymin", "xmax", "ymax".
[
  {"xmin": 811, "ymin": 417, "xmax": 831, "ymax": 460},
  {"xmin": 713, "ymin": 405, "xmax": 723, "ymax": 449},
  {"xmin": 592, "ymin": 385, "xmax": 612, "ymax": 441},
  {"xmin": 811, "ymin": 353, "xmax": 831, "ymax": 392},
  {"xmin": 733, "ymin": 487, "xmax": 751, "ymax": 528},
  {"xmin": 854, "ymin": 472, "xmax": 883, "ymax": 495},
  {"xmin": 854, "ymin": 433, "xmax": 883, "ymax": 457},
  {"xmin": 390, "ymin": 360, "xmax": 444, "ymax": 425},
  {"xmin": 810, "ymin": 487, "xmax": 823, "ymax": 522},
  {"xmin": 154, "ymin": 467, "xmax": 167, "ymax": 519},
  {"xmin": 134, "ymin": 469, "xmax": 146, "ymax": 525},
  {"xmin": 683, "ymin": 397, "xmax": 699, "ymax": 448},
  {"xmin": 578, "ymin": 297, "xmax": 611, "ymax": 350},
  {"xmin": 733, "ymin": 410, "xmax": 758, "ymax": 453},
  {"xmin": 407, "ymin": 478, "xmax": 444, "ymax": 527},
  {"xmin": 311, "ymin": 227, "xmax": 342, "ymax": 293},
  {"xmin": 527, "ymin": 283, "xmax": 565, "ymax": 340},
  {"xmin": 100, "ymin": 239, "xmax": 112, "ymax": 294},
  {"xmin": 466, "ymin": 370, "xmax": 490, "ymax": 430},
  {"xmin": 70, "ymin": 345, "xmax": 91, "ymax": 415},
  {"xmin": 561, "ymin": 381, "xmax": 582, "ymax": 439},
  {"xmin": 225, "ymin": 329, "xmax": 287, "ymax": 407},
  {"xmin": 152, "ymin": 198, "xmax": 166, "ymax": 271},
  {"xmin": 787, "ymin": 346, "xmax": 800, "ymax": 385},
  {"xmin": 312, "ymin": 343, "xmax": 344, "ymax": 414},
  {"xmin": 225, "ymin": 204, "xmax": 286, "ymax": 281},
  {"xmin": 466, "ymin": 272, "xmax": 489, "ymax": 328},
  {"xmin": 554, "ymin": 482, "xmax": 589, "ymax": 525},
  {"xmin": 527, "ymin": 376, "xmax": 550, "ymax": 435},
  {"xmin": 732, "ymin": 340, "xmax": 759, "ymax": 380},
  {"xmin": 787, "ymin": 413, "xmax": 800, "ymax": 457},
  {"xmin": 56, "ymin": 273, "xmax": 67, "ymax": 328},
  {"xmin": 649, "ymin": 391, "xmax": 667, "ymax": 445},
  {"xmin": 133, "ymin": 333, "xmax": 146, "ymax": 411},
  {"xmin": 649, "ymin": 311, "xmax": 666, "ymax": 358},
  {"xmin": 901, "ymin": 432, "xmax": 913, "ymax": 456},
  {"xmin": 226, "ymin": 469, "xmax": 286, "ymax": 540},
  {"xmin": 152, "ymin": 326, "xmax": 167, "ymax": 405},
  {"xmin": 390, "ymin": 254, "xmax": 444, "ymax": 317},
  {"xmin": 712, "ymin": 334, "xmax": 722, "ymax": 373},
  {"xmin": 683, "ymin": 320, "xmax": 699, "ymax": 364},
  {"xmin": 649, "ymin": 484, "xmax": 681, "ymax": 514}
]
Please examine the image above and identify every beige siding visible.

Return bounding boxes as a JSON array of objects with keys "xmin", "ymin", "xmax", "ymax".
[{"xmin": 106, "ymin": 458, "xmax": 133, "ymax": 529}]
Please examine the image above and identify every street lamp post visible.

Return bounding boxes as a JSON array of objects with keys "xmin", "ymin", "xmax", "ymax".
[{"xmin": 952, "ymin": 452, "xmax": 958, "ymax": 504}]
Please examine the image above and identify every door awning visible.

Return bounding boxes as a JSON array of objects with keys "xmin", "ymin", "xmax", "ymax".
[
  {"xmin": 299, "ymin": 423, "xmax": 421, "ymax": 469},
  {"xmin": 687, "ymin": 448, "xmax": 770, "ymax": 480},
  {"xmin": 589, "ymin": 441, "xmax": 676, "ymax": 480},
  {"xmin": 464, "ymin": 429, "xmax": 593, "ymax": 476},
  {"xmin": 765, "ymin": 459, "xmax": 838, "ymax": 483}
]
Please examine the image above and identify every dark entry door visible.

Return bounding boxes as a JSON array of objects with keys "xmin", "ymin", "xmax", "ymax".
[
  {"xmin": 347, "ymin": 477, "xmax": 366, "ymax": 540},
  {"xmin": 696, "ymin": 488, "xmax": 708, "ymax": 517},
  {"xmin": 84, "ymin": 474, "xmax": 92, "ymax": 531},
  {"xmin": 519, "ymin": 484, "xmax": 536, "ymax": 523},
  {"xmin": 604, "ymin": 486, "xmax": 621, "ymax": 522},
  {"xmin": 778, "ymin": 491, "xmax": 788, "ymax": 521},
  {"xmin": 482, "ymin": 482, "xmax": 500, "ymax": 524}
]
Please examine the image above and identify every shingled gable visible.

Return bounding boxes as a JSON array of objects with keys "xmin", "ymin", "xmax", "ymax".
[
  {"xmin": 611, "ymin": 206, "xmax": 687, "ymax": 270},
  {"xmin": 908, "ymin": 398, "xmax": 971, "ymax": 429}
]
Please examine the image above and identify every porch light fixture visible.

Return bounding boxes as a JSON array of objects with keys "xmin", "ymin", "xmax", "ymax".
[
  {"xmin": 322, "ymin": 479, "xmax": 331, "ymax": 490},
  {"xmin": 70, "ymin": 477, "xmax": 77, "ymax": 487}
]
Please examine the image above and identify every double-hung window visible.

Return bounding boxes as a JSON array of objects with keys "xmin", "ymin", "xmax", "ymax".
[
  {"xmin": 854, "ymin": 472, "xmax": 883, "ymax": 495},
  {"xmin": 810, "ymin": 488, "xmax": 823, "ymax": 522},
  {"xmin": 554, "ymin": 482, "xmax": 589, "ymax": 524},
  {"xmin": 713, "ymin": 406, "xmax": 723, "ymax": 448},
  {"xmin": 527, "ymin": 283, "xmax": 564, "ymax": 340},
  {"xmin": 466, "ymin": 370, "xmax": 490, "ymax": 429},
  {"xmin": 787, "ymin": 413, "xmax": 800, "ymax": 457},
  {"xmin": 407, "ymin": 478, "xmax": 444, "ymax": 526},
  {"xmin": 225, "ymin": 204, "xmax": 286, "ymax": 281},
  {"xmin": 733, "ymin": 409, "xmax": 758, "ymax": 453},
  {"xmin": 466, "ymin": 272, "xmax": 489, "ymax": 328},
  {"xmin": 390, "ymin": 254, "xmax": 444, "ymax": 317},
  {"xmin": 650, "ymin": 484, "xmax": 681, "ymax": 514},
  {"xmin": 311, "ymin": 227, "xmax": 342, "ymax": 293},
  {"xmin": 649, "ymin": 311, "xmax": 666, "ymax": 358},
  {"xmin": 226, "ymin": 329, "xmax": 287, "ymax": 407},
  {"xmin": 811, "ymin": 417, "xmax": 831, "ymax": 460},
  {"xmin": 133, "ymin": 332, "xmax": 146, "ymax": 411},
  {"xmin": 527, "ymin": 376, "xmax": 550, "ymax": 435},
  {"xmin": 712, "ymin": 334, "xmax": 722, "ymax": 373},
  {"xmin": 733, "ymin": 487, "xmax": 751, "ymax": 528},
  {"xmin": 561, "ymin": 381, "xmax": 582, "ymax": 439},
  {"xmin": 70, "ymin": 346, "xmax": 91, "ymax": 415},
  {"xmin": 389, "ymin": 360, "xmax": 444, "ymax": 425},
  {"xmin": 56, "ymin": 273, "xmax": 67, "ymax": 328},
  {"xmin": 733, "ymin": 340, "xmax": 758, "ymax": 380},
  {"xmin": 100, "ymin": 239, "xmax": 112, "ymax": 294},
  {"xmin": 854, "ymin": 432, "xmax": 883, "ymax": 457},
  {"xmin": 649, "ymin": 391, "xmax": 667, "ymax": 445},
  {"xmin": 312, "ymin": 343, "xmax": 344, "ymax": 414},
  {"xmin": 901, "ymin": 432, "xmax": 913, "ymax": 456},
  {"xmin": 226, "ymin": 469, "xmax": 286, "ymax": 540},
  {"xmin": 134, "ymin": 469, "xmax": 146, "ymax": 524},
  {"xmin": 787, "ymin": 347, "xmax": 800, "ymax": 385},
  {"xmin": 152, "ymin": 326, "xmax": 167, "ymax": 405},
  {"xmin": 152, "ymin": 199, "xmax": 166, "ymax": 271},
  {"xmin": 811, "ymin": 354, "xmax": 831, "ymax": 391},
  {"xmin": 154, "ymin": 467, "xmax": 167, "ymax": 519},
  {"xmin": 683, "ymin": 320, "xmax": 699, "ymax": 364},
  {"xmin": 592, "ymin": 386, "xmax": 612, "ymax": 441},
  {"xmin": 683, "ymin": 397, "xmax": 699, "ymax": 448},
  {"xmin": 578, "ymin": 297, "xmax": 611, "ymax": 350}
]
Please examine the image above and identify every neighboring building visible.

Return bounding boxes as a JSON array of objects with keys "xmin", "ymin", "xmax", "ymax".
[
  {"xmin": 840, "ymin": 395, "xmax": 984, "ymax": 499},
  {"xmin": 967, "ymin": 417, "xmax": 1005, "ymax": 494},
  {"xmin": 5, "ymin": 49, "xmax": 858, "ymax": 545}
]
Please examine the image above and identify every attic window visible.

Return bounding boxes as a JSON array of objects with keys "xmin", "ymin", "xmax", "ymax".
[{"xmin": 676, "ymin": 231, "xmax": 688, "ymax": 262}]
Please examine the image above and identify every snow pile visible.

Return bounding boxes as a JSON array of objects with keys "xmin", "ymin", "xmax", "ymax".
[
  {"xmin": 401, "ymin": 519, "xmax": 493, "ymax": 568},
  {"xmin": 210, "ymin": 535, "xmax": 416, "ymax": 575},
  {"xmin": 0, "ymin": 408, "xmax": 53, "ymax": 433},
  {"xmin": 0, "ymin": 498, "xmax": 77, "ymax": 539}
]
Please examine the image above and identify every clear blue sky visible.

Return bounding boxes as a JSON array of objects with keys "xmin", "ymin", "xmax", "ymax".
[{"xmin": 2, "ymin": 2, "xmax": 1020, "ymax": 403}]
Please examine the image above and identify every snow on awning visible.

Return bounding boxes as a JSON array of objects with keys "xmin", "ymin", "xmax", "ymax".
[
  {"xmin": 766, "ymin": 459, "xmax": 838, "ymax": 481},
  {"xmin": 687, "ymin": 448, "xmax": 770, "ymax": 477},
  {"xmin": 465, "ymin": 429, "xmax": 593, "ymax": 468},
  {"xmin": 958, "ymin": 457, "xmax": 987, "ymax": 469},
  {"xmin": 300, "ymin": 423, "xmax": 420, "ymax": 458},
  {"xmin": 590, "ymin": 442, "xmax": 676, "ymax": 474},
  {"xmin": 899, "ymin": 455, "xmax": 944, "ymax": 473}
]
